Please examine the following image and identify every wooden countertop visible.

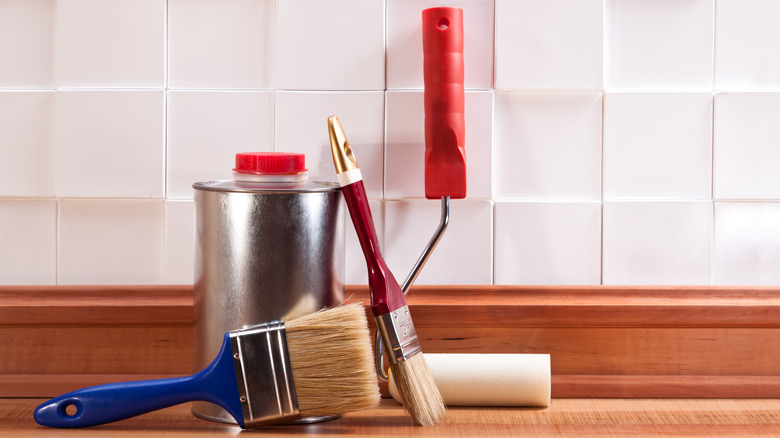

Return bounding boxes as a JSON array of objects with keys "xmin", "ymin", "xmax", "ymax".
[{"xmin": 4, "ymin": 398, "xmax": 779, "ymax": 437}]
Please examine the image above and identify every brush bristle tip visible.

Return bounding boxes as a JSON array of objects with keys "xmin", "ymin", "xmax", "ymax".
[{"xmin": 391, "ymin": 354, "xmax": 446, "ymax": 426}]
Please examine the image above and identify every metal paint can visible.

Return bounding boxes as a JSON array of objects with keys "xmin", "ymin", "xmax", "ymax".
[{"xmin": 191, "ymin": 153, "xmax": 345, "ymax": 423}]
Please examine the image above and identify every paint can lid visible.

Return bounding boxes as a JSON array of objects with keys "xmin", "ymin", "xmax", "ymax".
[{"xmin": 233, "ymin": 152, "xmax": 307, "ymax": 175}]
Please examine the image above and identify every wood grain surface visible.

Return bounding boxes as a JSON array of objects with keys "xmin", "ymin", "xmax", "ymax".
[
  {"xmin": 1, "ymin": 285, "xmax": 779, "ymax": 398},
  {"xmin": 3, "ymin": 398, "xmax": 779, "ymax": 437}
]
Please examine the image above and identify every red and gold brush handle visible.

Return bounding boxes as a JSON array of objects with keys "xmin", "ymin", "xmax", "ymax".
[{"xmin": 327, "ymin": 116, "xmax": 406, "ymax": 317}]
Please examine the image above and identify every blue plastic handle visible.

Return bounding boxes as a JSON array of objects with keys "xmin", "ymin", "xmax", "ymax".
[{"xmin": 34, "ymin": 333, "xmax": 244, "ymax": 428}]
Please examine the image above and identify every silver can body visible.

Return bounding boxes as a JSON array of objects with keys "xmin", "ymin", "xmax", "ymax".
[{"xmin": 191, "ymin": 180, "xmax": 345, "ymax": 423}]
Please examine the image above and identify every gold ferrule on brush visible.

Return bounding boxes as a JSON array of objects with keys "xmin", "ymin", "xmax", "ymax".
[
  {"xmin": 375, "ymin": 305, "xmax": 423, "ymax": 364},
  {"xmin": 328, "ymin": 115, "xmax": 359, "ymax": 175}
]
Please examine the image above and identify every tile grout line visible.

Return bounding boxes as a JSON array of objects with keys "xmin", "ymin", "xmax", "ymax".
[
  {"xmin": 710, "ymin": 0, "xmax": 717, "ymax": 286},
  {"xmin": 490, "ymin": 1, "xmax": 497, "ymax": 285},
  {"xmin": 53, "ymin": 0, "xmax": 60, "ymax": 285},
  {"xmin": 272, "ymin": 0, "xmax": 279, "ymax": 153},
  {"xmin": 710, "ymin": 92, "xmax": 717, "ymax": 286},
  {"xmin": 163, "ymin": 0, "xmax": 169, "ymax": 284},
  {"xmin": 601, "ymin": 0, "xmax": 607, "ymax": 285},
  {"xmin": 55, "ymin": 198, "xmax": 60, "ymax": 285},
  {"xmin": 600, "ymin": 90, "xmax": 606, "ymax": 286}
]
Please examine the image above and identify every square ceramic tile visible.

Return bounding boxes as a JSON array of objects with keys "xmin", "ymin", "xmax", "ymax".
[
  {"xmin": 604, "ymin": 92, "xmax": 713, "ymax": 199},
  {"xmin": 58, "ymin": 199, "xmax": 165, "ymax": 284},
  {"xmin": 714, "ymin": 93, "xmax": 780, "ymax": 199},
  {"xmin": 0, "ymin": 91, "xmax": 55, "ymax": 197},
  {"xmin": 494, "ymin": 0, "xmax": 602, "ymax": 90},
  {"xmin": 0, "ymin": 200, "xmax": 56, "ymax": 285},
  {"xmin": 605, "ymin": 0, "xmax": 713, "ymax": 90},
  {"xmin": 57, "ymin": 0, "xmax": 164, "ymax": 88},
  {"xmin": 385, "ymin": 90, "xmax": 493, "ymax": 199},
  {"xmin": 0, "ymin": 0, "xmax": 54, "ymax": 88},
  {"xmin": 345, "ymin": 199, "xmax": 383, "ymax": 285},
  {"xmin": 494, "ymin": 201, "xmax": 601, "ymax": 285},
  {"xmin": 715, "ymin": 0, "xmax": 780, "ymax": 90},
  {"xmin": 277, "ymin": 0, "xmax": 384, "ymax": 90},
  {"xmin": 57, "ymin": 91, "xmax": 164, "ymax": 198},
  {"xmin": 494, "ymin": 92, "xmax": 602, "ymax": 200},
  {"xmin": 603, "ymin": 201, "xmax": 712, "ymax": 285},
  {"xmin": 384, "ymin": 91, "xmax": 425, "ymax": 198},
  {"xmin": 168, "ymin": 0, "xmax": 275, "ymax": 89},
  {"xmin": 275, "ymin": 91, "xmax": 384, "ymax": 197},
  {"xmin": 167, "ymin": 91, "xmax": 275, "ymax": 199},
  {"xmin": 714, "ymin": 202, "xmax": 780, "ymax": 285},
  {"xmin": 384, "ymin": 199, "xmax": 492, "ymax": 285},
  {"xmin": 386, "ymin": 0, "xmax": 494, "ymax": 90},
  {"xmin": 166, "ymin": 200, "xmax": 195, "ymax": 284}
]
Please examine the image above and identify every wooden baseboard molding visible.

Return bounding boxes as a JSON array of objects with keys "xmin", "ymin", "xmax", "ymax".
[
  {"xmin": 553, "ymin": 375, "xmax": 780, "ymax": 398},
  {"xmin": 2, "ymin": 285, "xmax": 779, "ymax": 398}
]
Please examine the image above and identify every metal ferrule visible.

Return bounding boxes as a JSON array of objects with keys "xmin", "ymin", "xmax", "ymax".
[
  {"xmin": 375, "ymin": 305, "xmax": 422, "ymax": 364},
  {"xmin": 229, "ymin": 322, "xmax": 300, "ymax": 428}
]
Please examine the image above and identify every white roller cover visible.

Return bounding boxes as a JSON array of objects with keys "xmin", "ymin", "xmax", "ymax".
[{"xmin": 389, "ymin": 354, "xmax": 551, "ymax": 407}]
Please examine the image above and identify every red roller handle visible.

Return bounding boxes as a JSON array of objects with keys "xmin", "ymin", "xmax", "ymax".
[{"xmin": 422, "ymin": 7, "xmax": 466, "ymax": 200}]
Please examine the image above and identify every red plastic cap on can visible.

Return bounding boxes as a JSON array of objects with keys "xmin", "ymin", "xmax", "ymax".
[{"xmin": 233, "ymin": 152, "xmax": 307, "ymax": 175}]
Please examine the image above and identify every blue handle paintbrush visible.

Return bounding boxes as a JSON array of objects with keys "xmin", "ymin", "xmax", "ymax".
[{"xmin": 34, "ymin": 304, "xmax": 379, "ymax": 429}]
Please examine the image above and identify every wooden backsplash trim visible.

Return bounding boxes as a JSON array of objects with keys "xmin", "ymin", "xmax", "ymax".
[
  {"xmin": 0, "ymin": 285, "xmax": 192, "ymax": 327},
  {"xmin": 2, "ymin": 284, "xmax": 778, "ymax": 328},
  {"xmin": 2, "ymin": 285, "xmax": 778, "ymax": 398},
  {"xmin": 390, "ymin": 285, "xmax": 780, "ymax": 328}
]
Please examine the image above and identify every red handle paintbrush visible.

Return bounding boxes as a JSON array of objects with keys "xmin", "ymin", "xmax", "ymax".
[{"xmin": 328, "ymin": 116, "xmax": 445, "ymax": 426}]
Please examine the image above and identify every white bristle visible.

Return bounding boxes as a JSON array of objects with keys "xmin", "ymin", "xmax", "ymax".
[
  {"xmin": 391, "ymin": 353, "xmax": 446, "ymax": 426},
  {"xmin": 285, "ymin": 304, "xmax": 381, "ymax": 417}
]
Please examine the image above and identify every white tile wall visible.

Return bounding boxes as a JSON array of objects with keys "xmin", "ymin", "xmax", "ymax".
[
  {"xmin": 494, "ymin": 92, "xmax": 602, "ymax": 200},
  {"xmin": 0, "ymin": 200, "xmax": 57, "ymax": 285},
  {"xmin": 494, "ymin": 0, "xmax": 603, "ymax": 90},
  {"xmin": 56, "ymin": 0, "xmax": 165, "ymax": 88},
  {"xmin": 604, "ymin": 92, "xmax": 713, "ymax": 200},
  {"xmin": 276, "ymin": 0, "xmax": 384, "ymax": 90},
  {"xmin": 495, "ymin": 201, "xmax": 601, "ymax": 285},
  {"xmin": 165, "ymin": 200, "xmax": 195, "ymax": 284},
  {"xmin": 605, "ymin": 0, "xmax": 713, "ymax": 90},
  {"xmin": 603, "ymin": 201, "xmax": 713, "ymax": 285},
  {"xmin": 714, "ymin": 202, "xmax": 780, "ymax": 285},
  {"xmin": 715, "ymin": 0, "xmax": 780, "ymax": 90},
  {"xmin": 0, "ymin": 91, "xmax": 55, "ymax": 197},
  {"xmin": 0, "ymin": 0, "xmax": 55, "ymax": 89},
  {"xmin": 56, "ymin": 90, "xmax": 165, "ymax": 198},
  {"xmin": 58, "ymin": 200, "xmax": 165, "ymax": 284},
  {"xmin": 1, "ymin": 1, "xmax": 779, "ymax": 286},
  {"xmin": 168, "ymin": 0, "xmax": 275, "ymax": 90},
  {"xmin": 714, "ymin": 92, "xmax": 780, "ymax": 199}
]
